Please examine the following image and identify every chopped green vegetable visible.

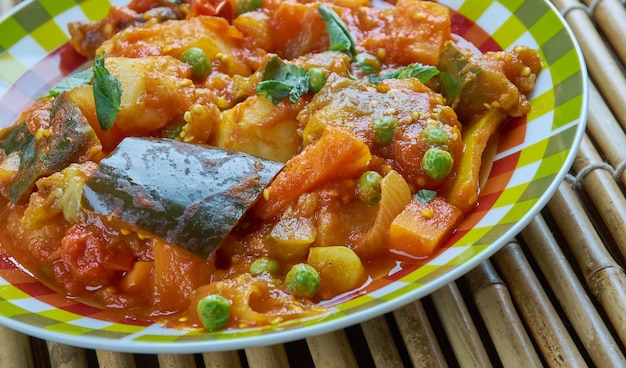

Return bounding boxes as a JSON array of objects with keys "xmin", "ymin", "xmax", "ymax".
[
  {"xmin": 93, "ymin": 53, "xmax": 122, "ymax": 131},
  {"xmin": 0, "ymin": 92, "xmax": 101, "ymax": 203},
  {"xmin": 422, "ymin": 147, "xmax": 453, "ymax": 180},
  {"xmin": 414, "ymin": 189, "xmax": 437, "ymax": 205},
  {"xmin": 318, "ymin": 4, "xmax": 357, "ymax": 60},
  {"xmin": 422, "ymin": 126, "xmax": 448, "ymax": 145},
  {"xmin": 197, "ymin": 294, "xmax": 231, "ymax": 331},
  {"xmin": 307, "ymin": 68, "xmax": 327, "ymax": 93},
  {"xmin": 250, "ymin": 257, "xmax": 281, "ymax": 276},
  {"xmin": 371, "ymin": 116, "xmax": 398, "ymax": 145},
  {"xmin": 40, "ymin": 68, "xmax": 93, "ymax": 100},
  {"xmin": 180, "ymin": 47, "xmax": 212, "ymax": 79},
  {"xmin": 257, "ymin": 55, "xmax": 310, "ymax": 105},
  {"xmin": 285, "ymin": 263, "xmax": 320, "ymax": 299},
  {"xmin": 356, "ymin": 171, "xmax": 382, "ymax": 205},
  {"xmin": 356, "ymin": 53, "xmax": 381, "ymax": 75},
  {"xmin": 81, "ymin": 137, "xmax": 284, "ymax": 259},
  {"xmin": 237, "ymin": 0, "xmax": 262, "ymax": 14},
  {"xmin": 369, "ymin": 62, "xmax": 439, "ymax": 84}
]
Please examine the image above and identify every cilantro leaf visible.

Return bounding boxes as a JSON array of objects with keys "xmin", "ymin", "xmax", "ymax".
[
  {"xmin": 369, "ymin": 63, "xmax": 440, "ymax": 84},
  {"xmin": 414, "ymin": 189, "xmax": 437, "ymax": 205},
  {"xmin": 93, "ymin": 53, "xmax": 122, "ymax": 131},
  {"xmin": 318, "ymin": 4, "xmax": 357, "ymax": 60},
  {"xmin": 256, "ymin": 55, "xmax": 310, "ymax": 105},
  {"xmin": 40, "ymin": 68, "xmax": 93, "ymax": 99}
]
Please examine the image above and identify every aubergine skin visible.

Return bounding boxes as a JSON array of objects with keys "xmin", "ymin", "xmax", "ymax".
[
  {"xmin": 82, "ymin": 137, "xmax": 284, "ymax": 259},
  {"xmin": 0, "ymin": 92, "xmax": 101, "ymax": 203}
]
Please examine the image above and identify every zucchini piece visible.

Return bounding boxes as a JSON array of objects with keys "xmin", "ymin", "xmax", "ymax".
[
  {"xmin": 0, "ymin": 92, "xmax": 102, "ymax": 203},
  {"xmin": 81, "ymin": 137, "xmax": 284, "ymax": 259}
]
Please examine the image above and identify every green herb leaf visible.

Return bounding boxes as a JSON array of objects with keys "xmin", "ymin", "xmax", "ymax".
[
  {"xmin": 40, "ymin": 68, "xmax": 94, "ymax": 99},
  {"xmin": 93, "ymin": 53, "xmax": 122, "ymax": 131},
  {"xmin": 318, "ymin": 4, "xmax": 357, "ymax": 60},
  {"xmin": 256, "ymin": 55, "xmax": 310, "ymax": 105},
  {"xmin": 369, "ymin": 63, "xmax": 440, "ymax": 84},
  {"xmin": 414, "ymin": 189, "xmax": 437, "ymax": 205}
]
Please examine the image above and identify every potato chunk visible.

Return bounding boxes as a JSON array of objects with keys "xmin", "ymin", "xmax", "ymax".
[{"xmin": 308, "ymin": 246, "xmax": 366, "ymax": 299}]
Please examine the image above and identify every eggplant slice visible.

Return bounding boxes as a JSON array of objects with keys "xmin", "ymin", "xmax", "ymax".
[{"xmin": 82, "ymin": 137, "xmax": 284, "ymax": 259}]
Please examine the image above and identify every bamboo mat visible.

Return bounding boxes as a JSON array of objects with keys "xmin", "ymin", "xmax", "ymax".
[{"xmin": 2, "ymin": 0, "xmax": 626, "ymax": 367}]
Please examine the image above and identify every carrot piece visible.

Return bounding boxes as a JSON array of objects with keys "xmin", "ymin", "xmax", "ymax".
[
  {"xmin": 152, "ymin": 240, "xmax": 213, "ymax": 312},
  {"xmin": 388, "ymin": 197, "xmax": 463, "ymax": 258},
  {"xmin": 444, "ymin": 109, "xmax": 507, "ymax": 212},
  {"xmin": 254, "ymin": 126, "xmax": 371, "ymax": 220},
  {"xmin": 390, "ymin": 0, "xmax": 452, "ymax": 66}
]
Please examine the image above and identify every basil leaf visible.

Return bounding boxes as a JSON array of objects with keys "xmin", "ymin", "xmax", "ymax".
[
  {"xmin": 318, "ymin": 4, "xmax": 357, "ymax": 60},
  {"xmin": 369, "ymin": 63, "xmax": 439, "ymax": 84},
  {"xmin": 41, "ymin": 68, "xmax": 94, "ymax": 99},
  {"xmin": 414, "ymin": 189, "xmax": 437, "ymax": 205},
  {"xmin": 93, "ymin": 53, "xmax": 122, "ymax": 131},
  {"xmin": 256, "ymin": 55, "xmax": 310, "ymax": 105}
]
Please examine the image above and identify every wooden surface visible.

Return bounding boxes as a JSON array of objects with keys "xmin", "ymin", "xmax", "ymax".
[{"xmin": 2, "ymin": 0, "xmax": 626, "ymax": 366}]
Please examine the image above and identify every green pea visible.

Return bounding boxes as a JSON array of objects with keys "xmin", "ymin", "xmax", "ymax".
[
  {"xmin": 372, "ymin": 116, "xmax": 398, "ymax": 145},
  {"xmin": 285, "ymin": 263, "xmax": 320, "ymax": 299},
  {"xmin": 422, "ymin": 126, "xmax": 448, "ymax": 145},
  {"xmin": 237, "ymin": 0, "xmax": 263, "ymax": 14},
  {"xmin": 250, "ymin": 257, "xmax": 280, "ymax": 276},
  {"xmin": 197, "ymin": 294, "xmax": 231, "ymax": 331},
  {"xmin": 422, "ymin": 147, "xmax": 453, "ymax": 180},
  {"xmin": 308, "ymin": 68, "xmax": 327, "ymax": 93},
  {"xmin": 180, "ymin": 47, "xmax": 212, "ymax": 80},
  {"xmin": 356, "ymin": 53, "xmax": 382, "ymax": 75},
  {"xmin": 357, "ymin": 171, "xmax": 382, "ymax": 205}
]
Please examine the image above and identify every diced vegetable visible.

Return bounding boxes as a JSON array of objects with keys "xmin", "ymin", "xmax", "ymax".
[
  {"xmin": 179, "ymin": 47, "xmax": 212, "ymax": 79},
  {"xmin": 388, "ymin": 197, "xmax": 463, "ymax": 257},
  {"xmin": 0, "ymin": 92, "xmax": 102, "ymax": 203},
  {"xmin": 250, "ymin": 257, "xmax": 281, "ymax": 276},
  {"xmin": 307, "ymin": 67, "xmax": 327, "ymax": 93},
  {"xmin": 356, "ymin": 53, "xmax": 382, "ymax": 75},
  {"xmin": 307, "ymin": 246, "xmax": 365, "ymax": 299},
  {"xmin": 285, "ymin": 263, "xmax": 320, "ymax": 299},
  {"xmin": 253, "ymin": 126, "xmax": 371, "ymax": 221},
  {"xmin": 236, "ymin": 0, "xmax": 262, "ymax": 15},
  {"xmin": 356, "ymin": 171, "xmax": 383, "ymax": 205},
  {"xmin": 444, "ymin": 109, "xmax": 506, "ymax": 211},
  {"xmin": 197, "ymin": 294, "xmax": 231, "ymax": 331},
  {"xmin": 371, "ymin": 116, "xmax": 398, "ymax": 146},
  {"xmin": 422, "ymin": 147, "xmax": 453, "ymax": 180},
  {"xmin": 353, "ymin": 170, "xmax": 412, "ymax": 257},
  {"xmin": 268, "ymin": 215, "xmax": 317, "ymax": 262},
  {"xmin": 81, "ymin": 137, "xmax": 284, "ymax": 259}
]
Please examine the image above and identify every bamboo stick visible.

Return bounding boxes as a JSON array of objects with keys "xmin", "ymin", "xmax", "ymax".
[
  {"xmin": 157, "ymin": 354, "xmax": 197, "ymax": 367},
  {"xmin": 360, "ymin": 315, "xmax": 404, "ymax": 368},
  {"xmin": 95, "ymin": 350, "xmax": 137, "ymax": 368},
  {"xmin": 547, "ymin": 182, "xmax": 626, "ymax": 346},
  {"xmin": 550, "ymin": 0, "xmax": 626, "ymax": 128},
  {"xmin": 491, "ymin": 244, "xmax": 587, "ymax": 367},
  {"xmin": 465, "ymin": 260, "xmax": 543, "ymax": 367},
  {"xmin": 0, "ymin": 326, "xmax": 34, "ymax": 368},
  {"xmin": 46, "ymin": 341, "xmax": 88, "ymax": 368},
  {"xmin": 392, "ymin": 301, "xmax": 448, "ymax": 367},
  {"xmin": 202, "ymin": 350, "xmax": 243, "ymax": 368},
  {"xmin": 572, "ymin": 134, "xmax": 626, "ymax": 258},
  {"xmin": 244, "ymin": 345, "xmax": 290, "ymax": 368},
  {"xmin": 585, "ymin": 82, "xmax": 626, "ymax": 187},
  {"xmin": 430, "ymin": 283, "xmax": 492, "ymax": 368},
  {"xmin": 521, "ymin": 215, "xmax": 626, "ymax": 366},
  {"xmin": 581, "ymin": 0, "xmax": 626, "ymax": 65},
  {"xmin": 306, "ymin": 330, "xmax": 358, "ymax": 368}
]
